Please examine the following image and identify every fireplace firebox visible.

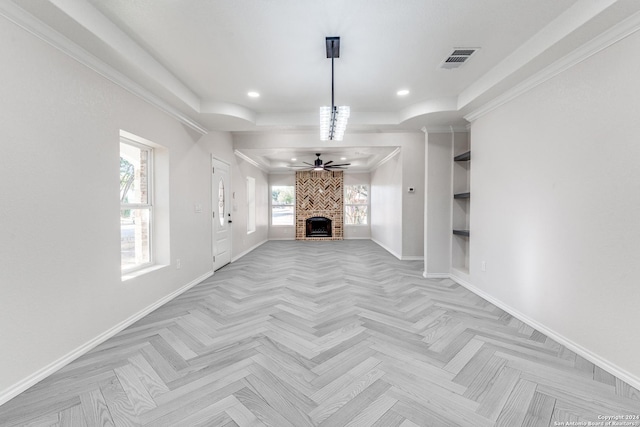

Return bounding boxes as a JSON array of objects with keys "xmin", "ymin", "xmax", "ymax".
[{"xmin": 306, "ymin": 217, "xmax": 332, "ymax": 237}]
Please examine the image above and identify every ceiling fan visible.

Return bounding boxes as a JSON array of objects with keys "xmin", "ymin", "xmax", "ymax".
[{"xmin": 292, "ymin": 153, "xmax": 351, "ymax": 171}]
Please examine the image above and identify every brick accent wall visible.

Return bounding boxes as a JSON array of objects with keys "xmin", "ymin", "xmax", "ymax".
[{"xmin": 295, "ymin": 171, "xmax": 343, "ymax": 240}]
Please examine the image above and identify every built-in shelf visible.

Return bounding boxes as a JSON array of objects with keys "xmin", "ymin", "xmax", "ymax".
[
  {"xmin": 451, "ymin": 135, "xmax": 470, "ymax": 273},
  {"xmin": 454, "ymin": 151, "xmax": 471, "ymax": 161}
]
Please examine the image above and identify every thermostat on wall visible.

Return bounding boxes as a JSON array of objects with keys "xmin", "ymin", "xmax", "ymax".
[{"xmin": 407, "ymin": 187, "xmax": 415, "ymax": 193}]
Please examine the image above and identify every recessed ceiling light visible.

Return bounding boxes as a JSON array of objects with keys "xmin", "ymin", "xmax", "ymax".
[
  {"xmin": 247, "ymin": 91, "xmax": 260, "ymax": 98},
  {"xmin": 340, "ymin": 157, "xmax": 347, "ymax": 161},
  {"xmin": 397, "ymin": 89, "xmax": 410, "ymax": 96},
  {"xmin": 291, "ymin": 158, "xmax": 297, "ymax": 161}
]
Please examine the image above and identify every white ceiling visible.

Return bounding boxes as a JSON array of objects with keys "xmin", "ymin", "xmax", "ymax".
[{"xmin": 7, "ymin": 0, "xmax": 640, "ymax": 171}]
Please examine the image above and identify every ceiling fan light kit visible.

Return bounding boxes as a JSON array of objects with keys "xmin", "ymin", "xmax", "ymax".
[
  {"xmin": 293, "ymin": 153, "xmax": 351, "ymax": 171},
  {"xmin": 320, "ymin": 37, "xmax": 350, "ymax": 141}
]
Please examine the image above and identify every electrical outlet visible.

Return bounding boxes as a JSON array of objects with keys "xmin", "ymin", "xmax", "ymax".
[
  {"xmin": 481, "ymin": 261, "xmax": 486, "ymax": 272},
  {"xmin": 176, "ymin": 259, "xmax": 181, "ymax": 270}
]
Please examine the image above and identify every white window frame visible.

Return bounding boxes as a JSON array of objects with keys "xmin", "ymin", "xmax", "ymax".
[
  {"xmin": 344, "ymin": 184, "xmax": 369, "ymax": 225},
  {"xmin": 271, "ymin": 185, "xmax": 295, "ymax": 226},
  {"xmin": 120, "ymin": 137, "xmax": 154, "ymax": 274}
]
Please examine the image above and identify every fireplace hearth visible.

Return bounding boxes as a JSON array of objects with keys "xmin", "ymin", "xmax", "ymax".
[{"xmin": 306, "ymin": 217, "xmax": 332, "ymax": 237}]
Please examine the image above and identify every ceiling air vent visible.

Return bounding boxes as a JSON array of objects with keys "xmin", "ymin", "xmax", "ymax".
[{"xmin": 440, "ymin": 48, "xmax": 479, "ymax": 69}]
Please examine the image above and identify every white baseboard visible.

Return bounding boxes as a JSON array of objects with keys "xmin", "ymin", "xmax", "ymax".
[
  {"xmin": 447, "ymin": 274, "xmax": 640, "ymax": 392},
  {"xmin": 371, "ymin": 238, "xmax": 402, "ymax": 260},
  {"xmin": 0, "ymin": 270, "xmax": 213, "ymax": 407},
  {"xmin": 232, "ymin": 240, "xmax": 267, "ymax": 262},
  {"xmin": 344, "ymin": 237, "xmax": 371, "ymax": 240},
  {"xmin": 423, "ymin": 272, "xmax": 450, "ymax": 279},
  {"xmin": 450, "ymin": 268, "xmax": 470, "ymax": 284},
  {"xmin": 267, "ymin": 237, "xmax": 295, "ymax": 241},
  {"xmin": 371, "ymin": 239, "xmax": 422, "ymax": 261}
]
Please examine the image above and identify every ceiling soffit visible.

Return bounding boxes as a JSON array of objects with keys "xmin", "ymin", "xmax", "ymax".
[{"xmin": 5, "ymin": 0, "xmax": 640, "ymax": 132}]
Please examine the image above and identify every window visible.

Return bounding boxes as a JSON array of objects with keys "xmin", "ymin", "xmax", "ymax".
[
  {"xmin": 345, "ymin": 184, "xmax": 368, "ymax": 225},
  {"xmin": 120, "ymin": 139, "xmax": 153, "ymax": 272},
  {"xmin": 247, "ymin": 177, "xmax": 256, "ymax": 233},
  {"xmin": 218, "ymin": 179, "xmax": 225, "ymax": 227},
  {"xmin": 271, "ymin": 185, "xmax": 294, "ymax": 225}
]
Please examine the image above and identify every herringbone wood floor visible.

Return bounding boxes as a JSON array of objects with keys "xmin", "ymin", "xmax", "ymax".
[{"xmin": 1, "ymin": 240, "xmax": 638, "ymax": 426}]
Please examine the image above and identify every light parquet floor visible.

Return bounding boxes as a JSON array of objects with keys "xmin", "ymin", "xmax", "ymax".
[{"xmin": 1, "ymin": 240, "xmax": 639, "ymax": 426}]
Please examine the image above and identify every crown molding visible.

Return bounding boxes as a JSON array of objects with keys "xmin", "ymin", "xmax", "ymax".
[
  {"xmin": 49, "ymin": 0, "xmax": 200, "ymax": 111},
  {"xmin": 0, "ymin": 2, "xmax": 208, "ymax": 135},
  {"xmin": 233, "ymin": 150, "xmax": 268, "ymax": 172},
  {"xmin": 465, "ymin": 9, "xmax": 640, "ymax": 123},
  {"xmin": 458, "ymin": 0, "xmax": 617, "ymax": 110},
  {"xmin": 369, "ymin": 147, "xmax": 401, "ymax": 172}
]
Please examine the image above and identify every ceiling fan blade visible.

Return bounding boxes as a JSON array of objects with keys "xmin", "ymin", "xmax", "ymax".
[
  {"xmin": 303, "ymin": 162, "xmax": 314, "ymax": 166},
  {"xmin": 326, "ymin": 166, "xmax": 348, "ymax": 169},
  {"xmin": 324, "ymin": 160, "xmax": 334, "ymax": 166},
  {"xmin": 327, "ymin": 163, "xmax": 350, "ymax": 167}
]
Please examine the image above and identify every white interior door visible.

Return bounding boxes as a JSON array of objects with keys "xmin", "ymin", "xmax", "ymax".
[{"xmin": 212, "ymin": 157, "xmax": 231, "ymax": 271}]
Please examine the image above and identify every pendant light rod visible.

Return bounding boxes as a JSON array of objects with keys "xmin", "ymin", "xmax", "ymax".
[
  {"xmin": 331, "ymin": 47, "xmax": 335, "ymax": 110},
  {"xmin": 320, "ymin": 37, "xmax": 349, "ymax": 141},
  {"xmin": 326, "ymin": 36, "xmax": 339, "ymax": 109}
]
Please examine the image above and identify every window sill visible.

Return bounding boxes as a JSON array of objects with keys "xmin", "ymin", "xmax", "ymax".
[{"xmin": 121, "ymin": 264, "xmax": 167, "ymax": 282}]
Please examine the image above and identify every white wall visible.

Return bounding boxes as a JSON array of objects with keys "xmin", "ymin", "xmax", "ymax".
[
  {"xmin": 424, "ymin": 131, "xmax": 454, "ymax": 276},
  {"xmin": 0, "ymin": 17, "xmax": 264, "ymax": 404},
  {"xmin": 469, "ymin": 30, "xmax": 640, "ymax": 386},
  {"xmin": 401, "ymin": 137, "xmax": 425, "ymax": 258},
  {"xmin": 367, "ymin": 135, "xmax": 424, "ymax": 260},
  {"xmin": 231, "ymin": 156, "xmax": 269, "ymax": 257},
  {"xmin": 371, "ymin": 151, "xmax": 403, "ymax": 258},
  {"xmin": 344, "ymin": 172, "xmax": 371, "ymax": 239}
]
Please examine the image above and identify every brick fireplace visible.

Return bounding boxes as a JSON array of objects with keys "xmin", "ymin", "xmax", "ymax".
[{"xmin": 295, "ymin": 170, "xmax": 343, "ymax": 240}]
